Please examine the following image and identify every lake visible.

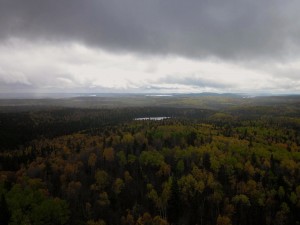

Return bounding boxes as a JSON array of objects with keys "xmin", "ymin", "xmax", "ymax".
[{"xmin": 134, "ymin": 117, "xmax": 170, "ymax": 121}]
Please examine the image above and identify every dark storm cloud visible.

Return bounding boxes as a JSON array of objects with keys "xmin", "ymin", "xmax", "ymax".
[{"xmin": 1, "ymin": 0, "xmax": 300, "ymax": 60}]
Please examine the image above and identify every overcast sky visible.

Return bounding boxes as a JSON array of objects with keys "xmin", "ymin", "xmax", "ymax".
[{"xmin": 1, "ymin": 0, "xmax": 300, "ymax": 94}]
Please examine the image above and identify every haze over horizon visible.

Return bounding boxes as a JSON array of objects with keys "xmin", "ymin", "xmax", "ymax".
[{"xmin": 1, "ymin": 0, "xmax": 300, "ymax": 94}]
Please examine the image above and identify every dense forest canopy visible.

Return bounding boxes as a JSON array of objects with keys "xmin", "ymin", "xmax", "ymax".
[{"xmin": 0, "ymin": 95, "xmax": 300, "ymax": 225}]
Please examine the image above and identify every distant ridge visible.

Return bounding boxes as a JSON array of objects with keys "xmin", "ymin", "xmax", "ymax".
[
  {"xmin": 1, "ymin": 92, "xmax": 300, "ymax": 100},
  {"xmin": 176, "ymin": 92, "xmax": 242, "ymax": 97}
]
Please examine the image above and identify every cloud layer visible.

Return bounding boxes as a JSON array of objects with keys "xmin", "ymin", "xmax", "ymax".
[
  {"xmin": 1, "ymin": 39, "xmax": 299, "ymax": 94},
  {"xmin": 2, "ymin": 0, "xmax": 300, "ymax": 60},
  {"xmin": 1, "ymin": 0, "xmax": 300, "ymax": 93}
]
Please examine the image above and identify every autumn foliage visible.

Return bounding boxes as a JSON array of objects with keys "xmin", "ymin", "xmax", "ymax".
[{"xmin": 0, "ymin": 106, "xmax": 300, "ymax": 225}]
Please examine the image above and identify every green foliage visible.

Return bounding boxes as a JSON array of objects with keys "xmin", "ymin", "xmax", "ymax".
[
  {"xmin": 139, "ymin": 151, "xmax": 164, "ymax": 167},
  {"xmin": 31, "ymin": 198, "xmax": 69, "ymax": 225},
  {"xmin": 116, "ymin": 151, "xmax": 127, "ymax": 167},
  {"xmin": 175, "ymin": 160, "xmax": 184, "ymax": 175},
  {"xmin": 113, "ymin": 178, "xmax": 124, "ymax": 195},
  {"xmin": 178, "ymin": 174, "xmax": 204, "ymax": 202},
  {"xmin": 1, "ymin": 104, "xmax": 300, "ymax": 225},
  {"xmin": 98, "ymin": 192, "xmax": 110, "ymax": 206},
  {"xmin": 216, "ymin": 215, "xmax": 232, "ymax": 225},
  {"xmin": 232, "ymin": 194, "xmax": 251, "ymax": 206},
  {"xmin": 2, "ymin": 182, "xmax": 69, "ymax": 225},
  {"xmin": 93, "ymin": 170, "xmax": 110, "ymax": 191}
]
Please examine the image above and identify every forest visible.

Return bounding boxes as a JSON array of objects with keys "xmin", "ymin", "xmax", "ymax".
[{"xmin": 0, "ymin": 95, "xmax": 300, "ymax": 225}]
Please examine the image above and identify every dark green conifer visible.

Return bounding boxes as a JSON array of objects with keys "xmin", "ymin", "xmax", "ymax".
[{"xmin": 0, "ymin": 194, "xmax": 10, "ymax": 225}]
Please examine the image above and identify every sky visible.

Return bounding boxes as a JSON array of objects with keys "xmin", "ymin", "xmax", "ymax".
[{"xmin": 1, "ymin": 0, "xmax": 300, "ymax": 94}]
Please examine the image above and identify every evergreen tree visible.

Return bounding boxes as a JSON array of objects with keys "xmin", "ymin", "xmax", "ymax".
[
  {"xmin": 0, "ymin": 194, "xmax": 10, "ymax": 225},
  {"xmin": 203, "ymin": 152, "xmax": 211, "ymax": 171},
  {"xmin": 167, "ymin": 177, "xmax": 180, "ymax": 224}
]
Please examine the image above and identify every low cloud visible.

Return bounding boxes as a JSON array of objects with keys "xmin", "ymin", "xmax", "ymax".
[
  {"xmin": 0, "ymin": 39, "xmax": 300, "ymax": 94},
  {"xmin": 159, "ymin": 75, "xmax": 235, "ymax": 89}
]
